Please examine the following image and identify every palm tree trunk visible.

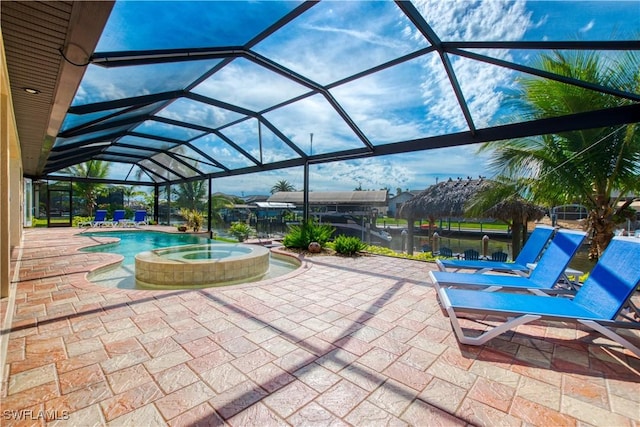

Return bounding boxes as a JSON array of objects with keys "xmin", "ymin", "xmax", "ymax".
[
  {"xmin": 587, "ymin": 203, "xmax": 615, "ymax": 260},
  {"xmin": 407, "ymin": 218, "xmax": 414, "ymax": 255},
  {"xmin": 511, "ymin": 219, "xmax": 523, "ymax": 258}
]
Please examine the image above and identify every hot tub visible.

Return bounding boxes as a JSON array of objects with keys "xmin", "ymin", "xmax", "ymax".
[{"xmin": 135, "ymin": 243, "xmax": 270, "ymax": 287}]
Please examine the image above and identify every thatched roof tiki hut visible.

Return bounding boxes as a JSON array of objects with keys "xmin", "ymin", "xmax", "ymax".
[
  {"xmin": 481, "ymin": 198, "xmax": 546, "ymax": 256},
  {"xmin": 399, "ymin": 178, "xmax": 491, "ymax": 255},
  {"xmin": 399, "ymin": 178, "xmax": 545, "ymax": 256}
]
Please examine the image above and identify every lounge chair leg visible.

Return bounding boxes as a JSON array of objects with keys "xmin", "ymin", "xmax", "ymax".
[
  {"xmin": 445, "ymin": 307, "xmax": 541, "ymax": 345},
  {"xmin": 437, "ymin": 287, "xmax": 542, "ymax": 345},
  {"xmin": 579, "ymin": 320, "xmax": 640, "ymax": 358}
]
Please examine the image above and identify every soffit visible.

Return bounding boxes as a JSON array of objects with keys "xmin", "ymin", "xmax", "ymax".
[{"xmin": 1, "ymin": 1, "xmax": 113, "ymax": 176}]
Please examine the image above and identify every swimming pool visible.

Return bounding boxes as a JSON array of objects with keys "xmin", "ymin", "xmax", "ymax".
[{"xmin": 80, "ymin": 230, "xmax": 299, "ymax": 289}]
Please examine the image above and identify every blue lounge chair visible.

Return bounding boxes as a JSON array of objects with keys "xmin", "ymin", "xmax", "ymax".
[
  {"xmin": 437, "ymin": 225, "xmax": 555, "ymax": 276},
  {"xmin": 112, "ymin": 209, "xmax": 126, "ymax": 226},
  {"xmin": 430, "ymin": 229, "xmax": 587, "ymax": 295},
  {"xmin": 134, "ymin": 210, "xmax": 148, "ymax": 226},
  {"xmin": 433, "ymin": 236, "xmax": 640, "ymax": 357},
  {"xmin": 91, "ymin": 209, "xmax": 110, "ymax": 227}
]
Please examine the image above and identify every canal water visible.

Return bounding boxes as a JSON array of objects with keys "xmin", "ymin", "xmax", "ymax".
[{"xmin": 387, "ymin": 233, "xmax": 594, "ymax": 275}]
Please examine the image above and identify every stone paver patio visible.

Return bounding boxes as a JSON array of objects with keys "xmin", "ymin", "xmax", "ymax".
[{"xmin": 1, "ymin": 227, "xmax": 639, "ymax": 426}]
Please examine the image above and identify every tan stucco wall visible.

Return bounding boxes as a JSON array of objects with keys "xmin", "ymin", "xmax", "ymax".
[{"xmin": 1, "ymin": 30, "xmax": 23, "ymax": 298}]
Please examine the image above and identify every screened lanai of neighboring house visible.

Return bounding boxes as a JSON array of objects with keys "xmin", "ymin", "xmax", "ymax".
[{"xmin": 1, "ymin": 0, "xmax": 639, "ymax": 240}]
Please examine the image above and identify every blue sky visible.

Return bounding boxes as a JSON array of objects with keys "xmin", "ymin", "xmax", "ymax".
[{"xmin": 68, "ymin": 0, "xmax": 638, "ymax": 195}]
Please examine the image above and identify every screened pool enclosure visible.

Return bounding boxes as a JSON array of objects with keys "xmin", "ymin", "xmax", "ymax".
[{"xmin": 2, "ymin": 0, "xmax": 639, "ymax": 229}]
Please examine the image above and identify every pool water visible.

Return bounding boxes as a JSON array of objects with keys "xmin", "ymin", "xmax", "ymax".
[
  {"xmin": 161, "ymin": 245, "xmax": 253, "ymax": 261},
  {"xmin": 79, "ymin": 231, "xmax": 299, "ymax": 289},
  {"xmin": 81, "ymin": 230, "xmax": 209, "ymax": 263}
]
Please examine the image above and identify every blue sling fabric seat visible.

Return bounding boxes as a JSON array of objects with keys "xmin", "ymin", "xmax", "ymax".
[
  {"xmin": 92, "ymin": 209, "xmax": 110, "ymax": 227},
  {"xmin": 437, "ymin": 225, "xmax": 555, "ymax": 275},
  {"xmin": 134, "ymin": 210, "xmax": 148, "ymax": 226},
  {"xmin": 432, "ymin": 236, "xmax": 640, "ymax": 357},
  {"xmin": 431, "ymin": 228, "xmax": 586, "ymax": 295},
  {"xmin": 112, "ymin": 209, "xmax": 126, "ymax": 226}
]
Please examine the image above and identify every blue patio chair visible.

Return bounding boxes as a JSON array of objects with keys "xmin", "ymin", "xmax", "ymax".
[
  {"xmin": 134, "ymin": 210, "xmax": 148, "ymax": 226},
  {"xmin": 112, "ymin": 210, "xmax": 126, "ymax": 226},
  {"xmin": 91, "ymin": 209, "xmax": 110, "ymax": 227},
  {"xmin": 430, "ymin": 229, "xmax": 587, "ymax": 295},
  {"xmin": 432, "ymin": 236, "xmax": 640, "ymax": 357},
  {"xmin": 437, "ymin": 225, "xmax": 555, "ymax": 276}
]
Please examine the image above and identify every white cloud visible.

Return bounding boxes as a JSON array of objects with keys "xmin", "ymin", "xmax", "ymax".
[
  {"xmin": 183, "ymin": 1, "xmax": 534, "ymax": 195},
  {"xmin": 203, "ymin": 141, "xmax": 497, "ymax": 196},
  {"xmin": 302, "ymin": 24, "xmax": 408, "ymax": 51},
  {"xmin": 82, "ymin": 1, "xmax": 539, "ymax": 194},
  {"xmin": 579, "ymin": 19, "xmax": 595, "ymax": 33},
  {"xmin": 194, "ymin": 59, "xmax": 309, "ymax": 112},
  {"xmin": 411, "ymin": 0, "xmax": 532, "ymax": 129}
]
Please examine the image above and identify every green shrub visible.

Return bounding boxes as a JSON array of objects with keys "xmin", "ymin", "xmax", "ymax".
[
  {"xmin": 229, "ymin": 221, "xmax": 254, "ymax": 241},
  {"xmin": 332, "ymin": 235, "xmax": 366, "ymax": 255},
  {"xmin": 364, "ymin": 245, "xmax": 438, "ymax": 262},
  {"xmin": 73, "ymin": 216, "xmax": 92, "ymax": 227},
  {"xmin": 179, "ymin": 208, "xmax": 205, "ymax": 232},
  {"xmin": 283, "ymin": 220, "xmax": 334, "ymax": 249}
]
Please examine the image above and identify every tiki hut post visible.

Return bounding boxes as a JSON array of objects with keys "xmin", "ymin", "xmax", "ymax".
[
  {"xmin": 407, "ymin": 217, "xmax": 415, "ymax": 255},
  {"xmin": 482, "ymin": 235, "xmax": 489, "ymax": 258}
]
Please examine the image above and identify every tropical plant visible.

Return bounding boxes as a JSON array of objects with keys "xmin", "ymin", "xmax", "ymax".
[
  {"xmin": 179, "ymin": 208, "xmax": 204, "ymax": 232},
  {"xmin": 173, "ymin": 180, "xmax": 207, "ymax": 211},
  {"xmin": 332, "ymin": 235, "xmax": 366, "ymax": 255},
  {"xmin": 480, "ymin": 50, "xmax": 640, "ymax": 259},
  {"xmin": 210, "ymin": 193, "xmax": 236, "ymax": 227},
  {"xmin": 117, "ymin": 185, "xmax": 146, "ymax": 207},
  {"xmin": 63, "ymin": 161, "xmax": 111, "ymax": 216},
  {"xmin": 229, "ymin": 221, "xmax": 254, "ymax": 242},
  {"xmin": 271, "ymin": 179, "xmax": 296, "ymax": 194},
  {"xmin": 282, "ymin": 220, "xmax": 335, "ymax": 249}
]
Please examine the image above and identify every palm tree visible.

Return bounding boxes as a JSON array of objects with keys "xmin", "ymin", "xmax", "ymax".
[
  {"xmin": 118, "ymin": 185, "xmax": 145, "ymax": 207},
  {"xmin": 480, "ymin": 50, "xmax": 640, "ymax": 259},
  {"xmin": 210, "ymin": 193, "xmax": 235, "ymax": 227},
  {"xmin": 172, "ymin": 180, "xmax": 207, "ymax": 211},
  {"xmin": 64, "ymin": 161, "xmax": 111, "ymax": 216},
  {"xmin": 271, "ymin": 179, "xmax": 295, "ymax": 194}
]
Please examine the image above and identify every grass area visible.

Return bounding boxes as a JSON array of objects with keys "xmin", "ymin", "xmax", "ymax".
[
  {"xmin": 442, "ymin": 221, "xmax": 509, "ymax": 231},
  {"xmin": 376, "ymin": 217, "xmax": 509, "ymax": 232},
  {"xmin": 376, "ymin": 217, "xmax": 408, "ymax": 227}
]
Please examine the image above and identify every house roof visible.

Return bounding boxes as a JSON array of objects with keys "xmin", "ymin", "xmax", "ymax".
[
  {"xmin": 389, "ymin": 191, "xmax": 423, "ymax": 202},
  {"xmin": 268, "ymin": 191, "xmax": 388, "ymax": 205}
]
